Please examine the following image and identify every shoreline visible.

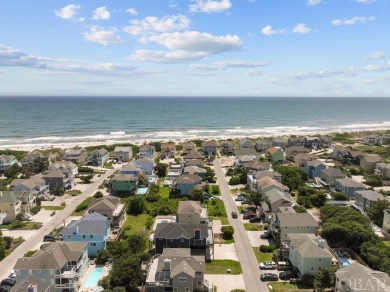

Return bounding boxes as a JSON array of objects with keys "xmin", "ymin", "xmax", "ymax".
[{"xmin": 0, "ymin": 129, "xmax": 387, "ymax": 152}]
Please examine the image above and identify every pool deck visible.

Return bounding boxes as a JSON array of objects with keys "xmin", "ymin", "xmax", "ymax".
[{"xmin": 79, "ymin": 263, "xmax": 111, "ymax": 292}]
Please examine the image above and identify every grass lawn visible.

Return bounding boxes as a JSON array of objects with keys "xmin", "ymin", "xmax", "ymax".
[
  {"xmin": 66, "ymin": 190, "xmax": 82, "ymax": 196},
  {"xmin": 157, "ymin": 177, "xmax": 164, "ymax": 186},
  {"xmin": 209, "ymin": 216, "xmax": 229, "ymax": 225},
  {"xmin": 206, "ymin": 260, "xmax": 242, "ymax": 275},
  {"xmin": 71, "ymin": 197, "xmax": 93, "ymax": 216},
  {"xmin": 159, "ymin": 186, "xmax": 170, "ymax": 198},
  {"xmin": 122, "ymin": 214, "xmax": 150, "ymax": 237},
  {"xmin": 0, "ymin": 222, "xmax": 43, "ymax": 230},
  {"xmin": 105, "ymin": 161, "xmax": 114, "ymax": 169},
  {"xmin": 210, "ymin": 185, "xmax": 221, "ymax": 196},
  {"xmin": 252, "ymin": 248, "xmax": 273, "ymax": 263},
  {"xmin": 244, "ymin": 223, "xmax": 263, "ymax": 231},
  {"xmin": 42, "ymin": 206, "xmax": 65, "ymax": 211},
  {"xmin": 384, "ymin": 241, "xmax": 390, "ymax": 247},
  {"xmin": 266, "ymin": 282, "xmax": 299, "ymax": 291}
]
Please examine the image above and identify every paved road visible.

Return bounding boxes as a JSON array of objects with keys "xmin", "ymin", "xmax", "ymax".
[
  {"xmin": 0, "ymin": 169, "xmax": 115, "ymax": 281},
  {"xmin": 214, "ymin": 159, "xmax": 268, "ymax": 292}
]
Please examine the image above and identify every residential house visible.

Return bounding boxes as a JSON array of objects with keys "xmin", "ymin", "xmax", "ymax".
[
  {"xmin": 287, "ymin": 137, "xmax": 303, "ymax": 148},
  {"xmin": 183, "ymin": 152, "xmax": 205, "ymax": 162},
  {"xmin": 335, "ymin": 263, "xmax": 390, "ymax": 292},
  {"xmin": 160, "ymin": 143, "xmax": 176, "ymax": 159},
  {"xmin": 319, "ymin": 137, "xmax": 333, "ymax": 148},
  {"xmin": 303, "ymin": 137, "xmax": 320, "ymax": 149},
  {"xmin": 202, "ymin": 140, "xmax": 218, "ymax": 156},
  {"xmin": 133, "ymin": 158, "xmax": 155, "ymax": 175},
  {"xmin": 62, "ymin": 213, "xmax": 111, "ymax": 257},
  {"xmin": 360, "ymin": 154, "xmax": 383, "ymax": 173},
  {"xmin": 11, "ymin": 176, "xmax": 51, "ymax": 200},
  {"xmin": 64, "ymin": 147, "xmax": 88, "ymax": 164},
  {"xmin": 320, "ymin": 168, "xmax": 346, "ymax": 188},
  {"xmin": 332, "ymin": 146, "xmax": 364, "ymax": 165},
  {"xmin": 20, "ymin": 152, "xmax": 51, "ymax": 173},
  {"xmin": 247, "ymin": 170, "xmax": 282, "ymax": 190},
  {"xmin": 235, "ymin": 154, "xmax": 256, "ymax": 168},
  {"xmin": 182, "ymin": 142, "xmax": 197, "ymax": 155},
  {"xmin": 114, "ymin": 146, "xmax": 132, "ymax": 163},
  {"xmin": 173, "ymin": 174, "xmax": 203, "ymax": 196},
  {"xmin": 374, "ymin": 163, "xmax": 390, "ymax": 180},
  {"xmin": 255, "ymin": 140, "xmax": 271, "ymax": 152},
  {"xmin": 242, "ymin": 161, "xmax": 271, "ymax": 172},
  {"xmin": 144, "ymin": 248, "xmax": 211, "ymax": 292},
  {"xmin": 262, "ymin": 189, "xmax": 294, "ymax": 213},
  {"xmin": 0, "ymin": 191, "xmax": 36, "ymax": 223},
  {"xmin": 294, "ymin": 153, "xmax": 318, "ymax": 168},
  {"xmin": 14, "ymin": 242, "xmax": 89, "ymax": 292},
  {"xmin": 87, "ymin": 148, "xmax": 109, "ymax": 167},
  {"xmin": 87, "ymin": 196, "xmax": 126, "ymax": 228},
  {"xmin": 269, "ymin": 213, "xmax": 318, "ymax": 243},
  {"xmin": 177, "ymin": 201, "xmax": 208, "ymax": 224},
  {"xmin": 285, "ymin": 146, "xmax": 310, "ymax": 162},
  {"xmin": 183, "ymin": 166, "xmax": 207, "ymax": 179},
  {"xmin": 48, "ymin": 160, "xmax": 78, "ymax": 189},
  {"xmin": 121, "ymin": 163, "xmax": 142, "ymax": 175},
  {"xmin": 256, "ymin": 176, "xmax": 289, "ymax": 194},
  {"xmin": 154, "ymin": 223, "xmax": 213, "ymax": 260},
  {"xmin": 335, "ymin": 178, "xmax": 366, "ymax": 197},
  {"xmin": 184, "ymin": 159, "xmax": 205, "ymax": 168},
  {"xmin": 287, "ymin": 234, "xmax": 333, "ymax": 276},
  {"xmin": 364, "ymin": 135, "xmax": 383, "ymax": 146},
  {"xmin": 42, "ymin": 171, "xmax": 71, "ymax": 191},
  {"xmin": 266, "ymin": 147, "xmax": 284, "ymax": 163},
  {"xmin": 272, "ymin": 139, "xmax": 287, "ymax": 150},
  {"xmin": 220, "ymin": 141, "xmax": 235, "ymax": 156},
  {"xmin": 305, "ymin": 160, "xmax": 327, "ymax": 179},
  {"xmin": 0, "ymin": 154, "xmax": 18, "ymax": 172},
  {"xmin": 383, "ymin": 209, "xmax": 390, "ymax": 233},
  {"xmin": 139, "ymin": 144, "xmax": 156, "ymax": 159},
  {"xmin": 383, "ymin": 134, "xmax": 390, "ymax": 145},
  {"xmin": 355, "ymin": 190, "xmax": 387, "ymax": 213},
  {"xmin": 240, "ymin": 138, "xmax": 254, "ymax": 149},
  {"xmin": 111, "ymin": 174, "xmax": 138, "ymax": 195}
]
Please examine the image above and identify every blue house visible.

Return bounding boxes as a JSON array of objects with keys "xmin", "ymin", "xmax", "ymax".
[
  {"xmin": 62, "ymin": 212, "xmax": 111, "ymax": 257},
  {"xmin": 305, "ymin": 160, "xmax": 327, "ymax": 179},
  {"xmin": 335, "ymin": 178, "xmax": 366, "ymax": 198},
  {"xmin": 133, "ymin": 158, "xmax": 155, "ymax": 175},
  {"xmin": 121, "ymin": 163, "xmax": 142, "ymax": 175}
]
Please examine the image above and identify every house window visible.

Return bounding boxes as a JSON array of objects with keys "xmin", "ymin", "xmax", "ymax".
[
  {"xmin": 198, "ymin": 281, "xmax": 203, "ymax": 286},
  {"xmin": 67, "ymin": 235, "xmax": 71, "ymax": 240},
  {"xmin": 37, "ymin": 270, "xmax": 41, "ymax": 273},
  {"xmin": 319, "ymin": 258, "xmax": 322, "ymax": 263},
  {"xmin": 50, "ymin": 270, "xmax": 53, "ymax": 275},
  {"xmin": 196, "ymin": 272, "xmax": 202, "ymax": 277},
  {"xmin": 185, "ymin": 288, "xmax": 190, "ymax": 292},
  {"xmin": 179, "ymin": 277, "xmax": 187, "ymax": 282},
  {"xmin": 90, "ymin": 243, "xmax": 96, "ymax": 246},
  {"xmin": 311, "ymin": 267, "xmax": 315, "ymax": 272},
  {"xmin": 90, "ymin": 235, "xmax": 93, "ymax": 239},
  {"xmin": 83, "ymin": 235, "xmax": 86, "ymax": 239},
  {"xmin": 180, "ymin": 238, "xmax": 184, "ymax": 243},
  {"xmin": 173, "ymin": 288, "xmax": 178, "ymax": 292},
  {"xmin": 296, "ymin": 226, "xmax": 299, "ymax": 230}
]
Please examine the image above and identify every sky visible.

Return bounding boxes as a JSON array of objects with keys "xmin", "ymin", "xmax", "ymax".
[{"xmin": 0, "ymin": 0, "xmax": 389, "ymax": 97}]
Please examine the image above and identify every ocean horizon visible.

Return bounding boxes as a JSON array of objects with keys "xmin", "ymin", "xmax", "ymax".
[{"xmin": 0, "ymin": 96, "xmax": 389, "ymax": 147}]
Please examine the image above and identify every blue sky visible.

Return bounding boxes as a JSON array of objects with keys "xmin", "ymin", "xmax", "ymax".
[{"xmin": 0, "ymin": 0, "xmax": 389, "ymax": 97}]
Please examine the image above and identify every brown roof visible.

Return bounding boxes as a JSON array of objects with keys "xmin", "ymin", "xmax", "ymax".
[
  {"xmin": 267, "ymin": 147, "xmax": 282, "ymax": 155},
  {"xmin": 362, "ymin": 154, "xmax": 382, "ymax": 163},
  {"xmin": 178, "ymin": 201, "xmax": 202, "ymax": 215},
  {"xmin": 257, "ymin": 176, "xmax": 289, "ymax": 191},
  {"xmin": 112, "ymin": 173, "xmax": 138, "ymax": 181},
  {"xmin": 176, "ymin": 174, "xmax": 202, "ymax": 185}
]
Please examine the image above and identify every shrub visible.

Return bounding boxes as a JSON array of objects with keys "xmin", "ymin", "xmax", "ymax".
[
  {"xmin": 221, "ymin": 225, "xmax": 234, "ymax": 239},
  {"xmin": 228, "ymin": 176, "xmax": 240, "ymax": 185},
  {"xmin": 30, "ymin": 205, "xmax": 41, "ymax": 215},
  {"xmin": 259, "ymin": 244, "xmax": 276, "ymax": 253},
  {"xmin": 94, "ymin": 191, "xmax": 104, "ymax": 198}
]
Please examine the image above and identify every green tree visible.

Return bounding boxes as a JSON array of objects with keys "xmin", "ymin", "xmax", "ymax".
[
  {"xmin": 138, "ymin": 173, "xmax": 149, "ymax": 185},
  {"xmin": 127, "ymin": 234, "xmax": 146, "ymax": 255},
  {"xmin": 109, "ymin": 255, "xmax": 143, "ymax": 290},
  {"xmin": 5, "ymin": 163, "xmax": 22, "ymax": 179},
  {"xmin": 155, "ymin": 163, "xmax": 168, "ymax": 178},
  {"xmin": 53, "ymin": 186, "xmax": 65, "ymax": 196},
  {"xmin": 127, "ymin": 196, "xmax": 146, "ymax": 215},
  {"xmin": 80, "ymin": 174, "xmax": 93, "ymax": 184},
  {"xmin": 313, "ymin": 266, "xmax": 338, "ymax": 291},
  {"xmin": 221, "ymin": 225, "xmax": 234, "ymax": 239},
  {"xmin": 0, "ymin": 241, "xmax": 6, "ymax": 261},
  {"xmin": 190, "ymin": 189, "xmax": 204, "ymax": 202},
  {"xmin": 364, "ymin": 174, "xmax": 383, "ymax": 187},
  {"xmin": 94, "ymin": 191, "xmax": 103, "ymax": 198},
  {"xmin": 15, "ymin": 212, "xmax": 24, "ymax": 227},
  {"xmin": 204, "ymin": 166, "xmax": 216, "ymax": 182},
  {"xmin": 273, "ymin": 165, "xmax": 307, "ymax": 190},
  {"xmin": 333, "ymin": 192, "xmax": 349, "ymax": 201},
  {"xmin": 96, "ymin": 249, "xmax": 111, "ymax": 265},
  {"xmin": 228, "ymin": 176, "xmax": 240, "ymax": 185},
  {"xmin": 293, "ymin": 205, "xmax": 307, "ymax": 213},
  {"xmin": 247, "ymin": 191, "xmax": 262, "ymax": 207},
  {"xmin": 368, "ymin": 199, "xmax": 390, "ymax": 226}
]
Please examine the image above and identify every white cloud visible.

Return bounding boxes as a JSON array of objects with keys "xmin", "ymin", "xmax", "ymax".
[
  {"xmin": 306, "ymin": 0, "xmax": 322, "ymax": 5},
  {"xmin": 189, "ymin": 0, "xmax": 232, "ymax": 14},
  {"xmin": 92, "ymin": 7, "xmax": 111, "ymax": 20},
  {"xmin": 331, "ymin": 16, "xmax": 375, "ymax": 26},
  {"xmin": 261, "ymin": 25, "xmax": 286, "ymax": 36},
  {"xmin": 83, "ymin": 26, "xmax": 124, "ymax": 46},
  {"xmin": 129, "ymin": 50, "xmax": 206, "ymax": 63},
  {"xmin": 124, "ymin": 15, "xmax": 190, "ymax": 36},
  {"xmin": 353, "ymin": 0, "xmax": 376, "ymax": 4},
  {"xmin": 245, "ymin": 70, "xmax": 262, "ymax": 76},
  {"xmin": 369, "ymin": 51, "xmax": 386, "ymax": 59},
  {"xmin": 0, "ymin": 44, "xmax": 46, "ymax": 68},
  {"xmin": 293, "ymin": 23, "xmax": 312, "ymax": 34},
  {"xmin": 190, "ymin": 60, "xmax": 269, "ymax": 70},
  {"xmin": 126, "ymin": 8, "xmax": 138, "ymax": 16},
  {"xmin": 55, "ymin": 4, "xmax": 82, "ymax": 21},
  {"xmin": 169, "ymin": 1, "xmax": 178, "ymax": 8}
]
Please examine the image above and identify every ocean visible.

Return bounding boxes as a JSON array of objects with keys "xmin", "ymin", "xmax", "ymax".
[{"xmin": 0, "ymin": 97, "xmax": 389, "ymax": 146}]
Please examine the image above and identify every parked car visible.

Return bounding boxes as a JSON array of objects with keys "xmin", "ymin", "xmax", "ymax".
[
  {"xmin": 260, "ymin": 231, "xmax": 270, "ymax": 239},
  {"xmin": 7, "ymin": 272, "xmax": 15, "ymax": 279},
  {"xmin": 260, "ymin": 273, "xmax": 278, "ymax": 281},
  {"xmin": 231, "ymin": 211, "xmax": 238, "ymax": 219},
  {"xmin": 249, "ymin": 216, "xmax": 261, "ymax": 223},
  {"xmin": 23, "ymin": 214, "xmax": 33, "ymax": 221},
  {"xmin": 43, "ymin": 234, "xmax": 56, "ymax": 242},
  {"xmin": 210, "ymin": 196, "xmax": 221, "ymax": 200},
  {"xmin": 279, "ymin": 271, "xmax": 299, "ymax": 280},
  {"xmin": 0, "ymin": 285, "xmax": 11, "ymax": 292},
  {"xmin": 235, "ymin": 195, "xmax": 245, "ymax": 201},
  {"xmin": 243, "ymin": 213, "xmax": 257, "ymax": 220},
  {"xmin": 0, "ymin": 278, "xmax": 16, "ymax": 287},
  {"xmin": 259, "ymin": 261, "xmax": 276, "ymax": 270},
  {"xmin": 277, "ymin": 261, "xmax": 293, "ymax": 271},
  {"xmin": 241, "ymin": 200, "xmax": 251, "ymax": 205}
]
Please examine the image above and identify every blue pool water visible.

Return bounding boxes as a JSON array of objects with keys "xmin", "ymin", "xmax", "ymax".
[
  {"xmin": 136, "ymin": 187, "xmax": 149, "ymax": 195},
  {"xmin": 339, "ymin": 257, "xmax": 350, "ymax": 267},
  {"xmin": 85, "ymin": 267, "xmax": 104, "ymax": 288}
]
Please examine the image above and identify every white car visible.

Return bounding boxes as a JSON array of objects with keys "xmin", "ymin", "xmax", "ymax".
[{"xmin": 259, "ymin": 261, "xmax": 276, "ymax": 270}]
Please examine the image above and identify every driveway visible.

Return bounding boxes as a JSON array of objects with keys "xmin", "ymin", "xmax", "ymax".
[
  {"xmin": 205, "ymin": 274, "xmax": 246, "ymax": 292},
  {"xmin": 213, "ymin": 243, "xmax": 239, "ymax": 261}
]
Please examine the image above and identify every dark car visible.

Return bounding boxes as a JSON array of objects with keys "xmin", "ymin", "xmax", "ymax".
[
  {"xmin": 231, "ymin": 211, "xmax": 238, "ymax": 218},
  {"xmin": 260, "ymin": 231, "xmax": 270, "ymax": 239},
  {"xmin": 0, "ymin": 285, "xmax": 11, "ymax": 292},
  {"xmin": 243, "ymin": 213, "xmax": 257, "ymax": 220},
  {"xmin": 0, "ymin": 278, "xmax": 16, "ymax": 287},
  {"xmin": 43, "ymin": 234, "xmax": 56, "ymax": 242},
  {"xmin": 260, "ymin": 273, "xmax": 278, "ymax": 282},
  {"xmin": 279, "ymin": 271, "xmax": 299, "ymax": 280},
  {"xmin": 241, "ymin": 200, "xmax": 251, "ymax": 205},
  {"xmin": 235, "ymin": 195, "xmax": 245, "ymax": 201},
  {"xmin": 249, "ymin": 216, "xmax": 261, "ymax": 223}
]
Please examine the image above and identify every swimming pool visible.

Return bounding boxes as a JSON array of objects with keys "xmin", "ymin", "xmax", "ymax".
[
  {"xmin": 85, "ymin": 267, "xmax": 104, "ymax": 288},
  {"xmin": 136, "ymin": 187, "xmax": 149, "ymax": 195},
  {"xmin": 339, "ymin": 257, "xmax": 350, "ymax": 267}
]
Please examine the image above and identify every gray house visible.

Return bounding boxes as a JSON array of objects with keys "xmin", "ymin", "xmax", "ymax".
[
  {"xmin": 144, "ymin": 248, "xmax": 211, "ymax": 292},
  {"xmin": 64, "ymin": 147, "xmax": 87, "ymax": 164},
  {"xmin": 202, "ymin": 140, "xmax": 218, "ymax": 156},
  {"xmin": 355, "ymin": 190, "xmax": 387, "ymax": 213},
  {"xmin": 42, "ymin": 171, "xmax": 71, "ymax": 191},
  {"xmin": 305, "ymin": 160, "xmax": 327, "ymax": 179},
  {"xmin": 114, "ymin": 146, "xmax": 132, "ymax": 162},
  {"xmin": 14, "ymin": 242, "xmax": 89, "ymax": 292},
  {"xmin": 334, "ymin": 178, "xmax": 366, "ymax": 197},
  {"xmin": 320, "ymin": 168, "xmax": 346, "ymax": 188}
]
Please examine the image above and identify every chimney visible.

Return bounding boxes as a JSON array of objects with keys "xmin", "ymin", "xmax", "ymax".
[
  {"xmin": 163, "ymin": 259, "xmax": 171, "ymax": 271},
  {"xmin": 27, "ymin": 284, "xmax": 38, "ymax": 292},
  {"xmin": 318, "ymin": 239, "xmax": 325, "ymax": 249},
  {"xmin": 73, "ymin": 226, "xmax": 79, "ymax": 234}
]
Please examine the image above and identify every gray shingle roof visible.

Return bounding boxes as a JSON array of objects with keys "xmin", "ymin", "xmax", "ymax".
[
  {"xmin": 321, "ymin": 168, "xmax": 346, "ymax": 177},
  {"xmin": 274, "ymin": 213, "xmax": 318, "ymax": 228},
  {"xmin": 336, "ymin": 178, "xmax": 366, "ymax": 188},
  {"xmin": 154, "ymin": 223, "xmax": 208, "ymax": 239},
  {"xmin": 62, "ymin": 213, "xmax": 109, "ymax": 236}
]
